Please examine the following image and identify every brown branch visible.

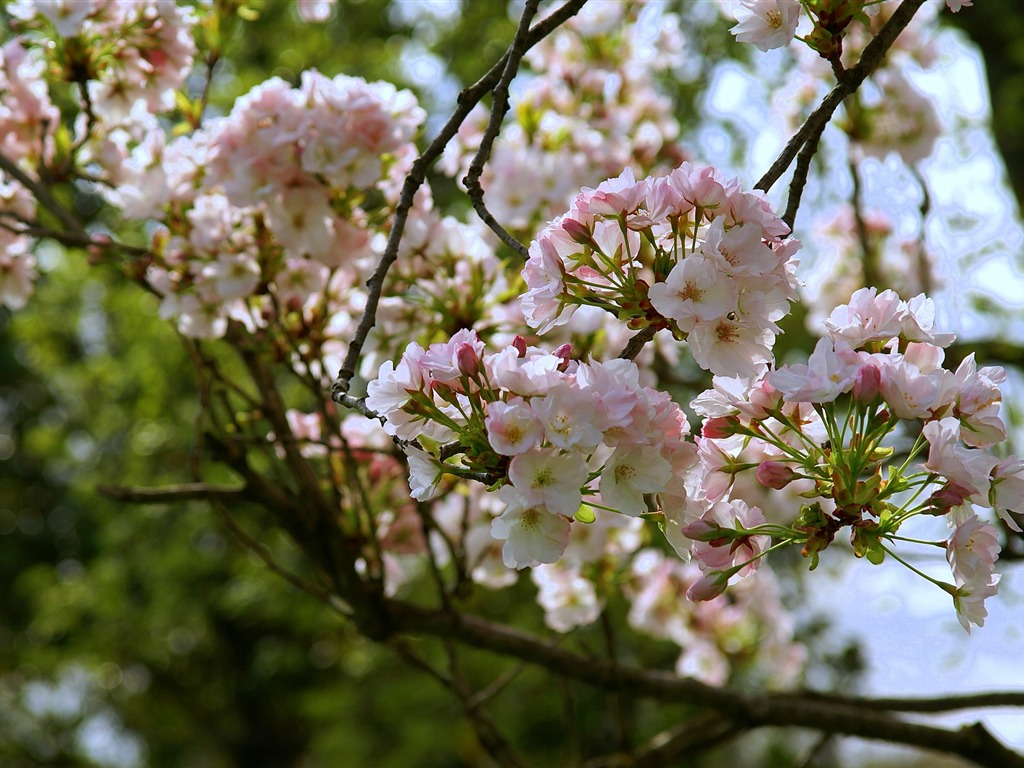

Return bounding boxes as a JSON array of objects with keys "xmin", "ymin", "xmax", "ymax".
[
  {"xmin": 390, "ymin": 638, "xmax": 531, "ymax": 768},
  {"xmin": 97, "ymin": 482, "xmax": 245, "ymax": 503},
  {"xmin": 849, "ymin": 153, "xmax": 882, "ymax": 288},
  {"xmin": 386, "ymin": 600, "xmax": 1024, "ymax": 768},
  {"xmin": 755, "ymin": 0, "xmax": 928, "ymax": 195},
  {"xmin": 462, "ymin": 0, "xmax": 541, "ymax": 260},
  {"xmin": 331, "ymin": 0, "xmax": 589, "ymax": 400},
  {"xmin": 782, "ymin": 117, "xmax": 827, "ymax": 231},
  {"xmin": 617, "ymin": 326, "xmax": 658, "ymax": 361},
  {"xmin": 0, "ymin": 150, "xmax": 86, "ymax": 236},
  {"xmin": 615, "ymin": 712, "xmax": 743, "ymax": 768}
]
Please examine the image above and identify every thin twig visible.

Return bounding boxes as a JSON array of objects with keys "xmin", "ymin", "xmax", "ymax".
[
  {"xmin": 617, "ymin": 326, "xmax": 658, "ymax": 361},
  {"xmin": 782, "ymin": 117, "xmax": 827, "ymax": 231},
  {"xmin": 755, "ymin": 0, "xmax": 928, "ymax": 195},
  {"xmin": 332, "ymin": 0, "xmax": 589, "ymax": 400},
  {"xmin": 0, "ymin": 150, "xmax": 86, "ymax": 236},
  {"xmin": 462, "ymin": 0, "xmax": 541, "ymax": 259}
]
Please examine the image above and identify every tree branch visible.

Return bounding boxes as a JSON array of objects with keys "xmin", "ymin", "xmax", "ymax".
[
  {"xmin": 462, "ymin": 0, "xmax": 540, "ymax": 260},
  {"xmin": 387, "ymin": 600, "xmax": 1024, "ymax": 768},
  {"xmin": 755, "ymin": 0, "xmax": 927, "ymax": 196},
  {"xmin": 96, "ymin": 482, "xmax": 244, "ymax": 503}
]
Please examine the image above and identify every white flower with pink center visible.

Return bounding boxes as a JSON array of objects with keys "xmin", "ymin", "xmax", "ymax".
[
  {"xmin": 599, "ymin": 445, "xmax": 673, "ymax": 517},
  {"xmin": 648, "ymin": 255, "xmax": 737, "ymax": 333},
  {"xmin": 531, "ymin": 563, "xmax": 602, "ymax": 632},
  {"xmin": 485, "ymin": 399, "xmax": 545, "ymax": 456},
  {"xmin": 946, "ymin": 515, "xmax": 1001, "ymax": 587},
  {"xmin": 506, "ymin": 448, "xmax": 589, "ymax": 519},
  {"xmin": 688, "ymin": 313, "xmax": 774, "ymax": 378},
  {"xmin": 952, "ymin": 576, "xmax": 999, "ymax": 634},
  {"xmin": 729, "ymin": 0, "xmax": 802, "ymax": 53},
  {"xmin": 406, "ymin": 447, "xmax": 443, "ymax": 502},
  {"xmin": 531, "ymin": 383, "xmax": 603, "ymax": 452}
]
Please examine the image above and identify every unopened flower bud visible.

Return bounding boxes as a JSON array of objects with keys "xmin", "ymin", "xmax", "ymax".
[
  {"xmin": 512, "ymin": 335, "xmax": 528, "ymax": 358},
  {"xmin": 554, "ymin": 343, "xmax": 573, "ymax": 371},
  {"xmin": 756, "ymin": 460, "xmax": 796, "ymax": 490},
  {"xmin": 702, "ymin": 416, "xmax": 740, "ymax": 439},
  {"xmin": 927, "ymin": 482, "xmax": 973, "ymax": 513},
  {"xmin": 681, "ymin": 517, "xmax": 724, "ymax": 542},
  {"xmin": 686, "ymin": 570, "xmax": 730, "ymax": 602},
  {"xmin": 562, "ymin": 217, "xmax": 594, "ymax": 245},
  {"xmin": 456, "ymin": 342, "xmax": 480, "ymax": 378},
  {"xmin": 853, "ymin": 365, "xmax": 881, "ymax": 404}
]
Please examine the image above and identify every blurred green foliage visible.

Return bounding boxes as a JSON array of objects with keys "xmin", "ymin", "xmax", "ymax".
[{"xmin": 4, "ymin": 1, "xmax": 1010, "ymax": 766}]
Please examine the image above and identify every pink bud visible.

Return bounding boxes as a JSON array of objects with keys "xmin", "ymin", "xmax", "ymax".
[
  {"xmin": 686, "ymin": 571, "xmax": 730, "ymax": 602},
  {"xmin": 853, "ymin": 364, "xmax": 881, "ymax": 404},
  {"xmin": 455, "ymin": 342, "xmax": 480, "ymax": 377},
  {"xmin": 927, "ymin": 482, "xmax": 973, "ymax": 512},
  {"xmin": 702, "ymin": 416, "xmax": 739, "ymax": 439},
  {"xmin": 512, "ymin": 335, "xmax": 528, "ymax": 358},
  {"xmin": 680, "ymin": 517, "xmax": 724, "ymax": 542},
  {"xmin": 553, "ymin": 343, "xmax": 573, "ymax": 371},
  {"xmin": 755, "ymin": 460, "xmax": 796, "ymax": 490},
  {"xmin": 561, "ymin": 217, "xmax": 593, "ymax": 245}
]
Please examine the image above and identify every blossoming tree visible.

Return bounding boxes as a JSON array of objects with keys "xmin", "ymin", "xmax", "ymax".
[{"xmin": 2, "ymin": 0, "xmax": 1023, "ymax": 765}]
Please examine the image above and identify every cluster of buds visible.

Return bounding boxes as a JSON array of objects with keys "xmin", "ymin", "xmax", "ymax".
[
  {"xmin": 366, "ymin": 330, "xmax": 696, "ymax": 570},
  {"xmin": 683, "ymin": 287, "xmax": 1018, "ymax": 631},
  {"xmin": 521, "ymin": 164, "xmax": 801, "ymax": 378}
]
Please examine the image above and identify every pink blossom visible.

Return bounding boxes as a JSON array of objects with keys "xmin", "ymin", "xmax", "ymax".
[
  {"xmin": 702, "ymin": 219, "xmax": 777, "ymax": 278},
  {"xmin": 946, "ymin": 515, "xmax": 1001, "ymax": 587},
  {"xmin": 648, "ymin": 255, "xmax": 737, "ymax": 333},
  {"xmin": 575, "ymin": 167, "xmax": 647, "ymax": 218},
  {"xmin": 879, "ymin": 356, "xmax": 957, "ymax": 420},
  {"xmin": 691, "ymin": 499, "xmax": 769, "ymax": 576},
  {"xmin": 755, "ymin": 460, "xmax": 796, "ymax": 490},
  {"xmin": 954, "ymin": 355, "xmax": 1006, "ymax": 448},
  {"xmin": 485, "ymin": 399, "xmax": 545, "ymax": 456},
  {"xmin": 923, "ymin": 417, "xmax": 997, "ymax": 502},
  {"xmin": 824, "ymin": 287, "xmax": 905, "ymax": 348},
  {"xmin": 769, "ymin": 338, "xmax": 861, "ymax": 403}
]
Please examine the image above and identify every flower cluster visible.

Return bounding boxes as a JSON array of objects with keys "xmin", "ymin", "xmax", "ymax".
[
  {"xmin": 9, "ymin": 0, "xmax": 197, "ymax": 122},
  {"xmin": 522, "ymin": 163, "xmax": 801, "ymax": 378},
  {"xmin": 116, "ymin": 70, "xmax": 424, "ymax": 355},
  {"xmin": 439, "ymin": 1, "xmax": 686, "ymax": 233},
  {"xmin": 682, "ymin": 287, "xmax": 1017, "ymax": 630},
  {"xmin": 366, "ymin": 330, "xmax": 696, "ymax": 569}
]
